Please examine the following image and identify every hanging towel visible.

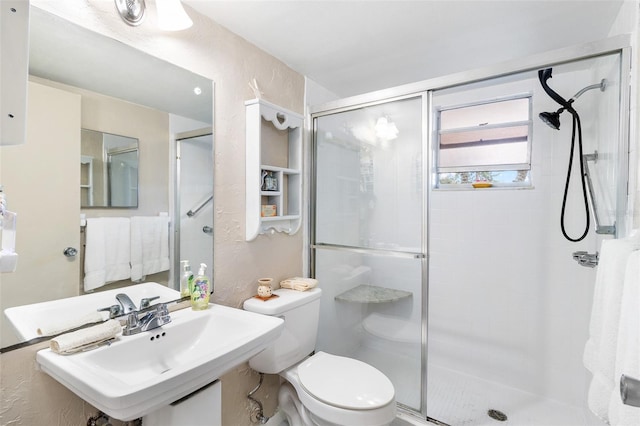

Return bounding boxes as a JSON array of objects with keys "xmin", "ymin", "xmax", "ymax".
[
  {"xmin": 584, "ymin": 231, "xmax": 640, "ymax": 421},
  {"xmin": 84, "ymin": 217, "xmax": 131, "ymax": 291},
  {"xmin": 607, "ymin": 249, "xmax": 640, "ymax": 426},
  {"xmin": 130, "ymin": 216, "xmax": 170, "ymax": 282}
]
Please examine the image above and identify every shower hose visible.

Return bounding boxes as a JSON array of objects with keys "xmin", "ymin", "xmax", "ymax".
[{"xmin": 561, "ymin": 105, "xmax": 591, "ymax": 242}]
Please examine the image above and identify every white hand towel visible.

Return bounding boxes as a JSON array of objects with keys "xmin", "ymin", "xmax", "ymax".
[
  {"xmin": 130, "ymin": 216, "xmax": 170, "ymax": 282},
  {"xmin": 37, "ymin": 310, "xmax": 109, "ymax": 337},
  {"xmin": 280, "ymin": 277, "xmax": 318, "ymax": 291},
  {"xmin": 83, "ymin": 218, "xmax": 131, "ymax": 291},
  {"xmin": 607, "ymin": 250, "xmax": 640, "ymax": 426},
  {"xmin": 50, "ymin": 319, "xmax": 121, "ymax": 354},
  {"xmin": 585, "ymin": 231, "xmax": 640, "ymax": 421}
]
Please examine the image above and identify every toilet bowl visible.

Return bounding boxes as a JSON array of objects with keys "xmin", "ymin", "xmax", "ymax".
[
  {"xmin": 244, "ymin": 288, "xmax": 396, "ymax": 426},
  {"xmin": 280, "ymin": 351, "xmax": 395, "ymax": 426}
]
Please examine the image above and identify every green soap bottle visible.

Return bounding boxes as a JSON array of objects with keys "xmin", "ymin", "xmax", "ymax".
[
  {"xmin": 191, "ymin": 263, "xmax": 211, "ymax": 310},
  {"xmin": 179, "ymin": 260, "xmax": 193, "ymax": 298}
]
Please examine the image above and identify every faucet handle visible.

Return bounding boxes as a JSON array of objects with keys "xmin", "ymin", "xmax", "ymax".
[
  {"xmin": 98, "ymin": 304, "xmax": 124, "ymax": 319},
  {"xmin": 139, "ymin": 296, "xmax": 160, "ymax": 309},
  {"xmin": 155, "ymin": 303, "xmax": 169, "ymax": 316},
  {"xmin": 126, "ymin": 312, "xmax": 139, "ymax": 328}
]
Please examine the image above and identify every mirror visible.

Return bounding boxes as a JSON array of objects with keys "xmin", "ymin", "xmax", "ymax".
[
  {"xmin": 0, "ymin": 7, "xmax": 213, "ymax": 350},
  {"xmin": 81, "ymin": 129, "xmax": 139, "ymax": 208}
]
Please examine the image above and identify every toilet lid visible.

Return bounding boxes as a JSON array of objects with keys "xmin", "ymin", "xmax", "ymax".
[{"xmin": 297, "ymin": 352, "xmax": 395, "ymax": 410}]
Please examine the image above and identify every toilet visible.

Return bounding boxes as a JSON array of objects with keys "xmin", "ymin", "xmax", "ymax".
[{"xmin": 243, "ymin": 288, "xmax": 396, "ymax": 426}]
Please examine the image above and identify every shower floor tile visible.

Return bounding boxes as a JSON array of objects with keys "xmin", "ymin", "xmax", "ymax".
[
  {"xmin": 427, "ymin": 364, "xmax": 593, "ymax": 426},
  {"xmin": 350, "ymin": 339, "xmax": 593, "ymax": 426}
]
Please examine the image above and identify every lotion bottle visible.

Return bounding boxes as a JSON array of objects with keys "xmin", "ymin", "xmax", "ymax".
[
  {"xmin": 191, "ymin": 263, "xmax": 211, "ymax": 310},
  {"xmin": 179, "ymin": 260, "xmax": 193, "ymax": 298}
]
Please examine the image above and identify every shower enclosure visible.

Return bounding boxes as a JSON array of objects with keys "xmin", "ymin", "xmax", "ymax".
[
  {"xmin": 313, "ymin": 96, "xmax": 426, "ymax": 411},
  {"xmin": 310, "ymin": 41, "xmax": 630, "ymax": 425},
  {"xmin": 174, "ymin": 128, "xmax": 214, "ymax": 286}
]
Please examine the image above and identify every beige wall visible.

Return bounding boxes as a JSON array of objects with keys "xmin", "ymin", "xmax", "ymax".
[
  {"xmin": 35, "ymin": 77, "xmax": 172, "ymax": 219},
  {"xmin": 1, "ymin": 1, "xmax": 304, "ymax": 425},
  {"xmin": 0, "ymin": 82, "xmax": 81, "ymax": 348}
]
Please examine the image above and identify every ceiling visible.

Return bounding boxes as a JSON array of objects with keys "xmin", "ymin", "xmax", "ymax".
[
  {"xmin": 184, "ymin": 0, "xmax": 626, "ymax": 98},
  {"xmin": 29, "ymin": 7, "xmax": 213, "ymax": 124}
]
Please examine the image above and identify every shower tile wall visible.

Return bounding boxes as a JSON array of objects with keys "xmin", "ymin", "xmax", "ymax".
[{"xmin": 428, "ymin": 56, "xmax": 621, "ymax": 423}]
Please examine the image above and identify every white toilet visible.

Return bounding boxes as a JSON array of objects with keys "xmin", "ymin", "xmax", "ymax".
[{"xmin": 243, "ymin": 287, "xmax": 396, "ymax": 426}]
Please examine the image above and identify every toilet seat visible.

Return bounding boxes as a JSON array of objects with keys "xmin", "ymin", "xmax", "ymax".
[{"xmin": 297, "ymin": 351, "xmax": 395, "ymax": 410}]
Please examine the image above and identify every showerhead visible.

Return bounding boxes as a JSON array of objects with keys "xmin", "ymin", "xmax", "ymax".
[{"xmin": 539, "ymin": 109, "xmax": 563, "ymax": 130}]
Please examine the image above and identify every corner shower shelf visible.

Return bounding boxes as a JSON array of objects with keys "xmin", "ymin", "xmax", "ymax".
[
  {"xmin": 335, "ymin": 285, "xmax": 413, "ymax": 304},
  {"xmin": 245, "ymin": 98, "xmax": 303, "ymax": 241}
]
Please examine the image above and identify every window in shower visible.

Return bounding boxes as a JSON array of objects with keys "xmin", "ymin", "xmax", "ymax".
[{"xmin": 436, "ymin": 94, "xmax": 532, "ymax": 187}]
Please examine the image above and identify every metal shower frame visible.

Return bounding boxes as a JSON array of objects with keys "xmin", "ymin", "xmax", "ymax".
[{"xmin": 307, "ymin": 35, "xmax": 632, "ymax": 421}]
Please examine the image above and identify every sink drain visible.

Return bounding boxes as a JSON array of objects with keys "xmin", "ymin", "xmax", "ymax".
[{"xmin": 488, "ymin": 409, "xmax": 508, "ymax": 421}]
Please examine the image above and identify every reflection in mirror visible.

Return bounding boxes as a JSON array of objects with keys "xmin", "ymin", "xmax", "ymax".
[
  {"xmin": 81, "ymin": 129, "xmax": 139, "ymax": 208},
  {"xmin": 0, "ymin": 7, "xmax": 213, "ymax": 350}
]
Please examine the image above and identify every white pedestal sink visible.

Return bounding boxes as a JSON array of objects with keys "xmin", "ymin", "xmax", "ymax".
[
  {"xmin": 5, "ymin": 282, "xmax": 179, "ymax": 341},
  {"xmin": 36, "ymin": 303, "xmax": 284, "ymax": 421}
]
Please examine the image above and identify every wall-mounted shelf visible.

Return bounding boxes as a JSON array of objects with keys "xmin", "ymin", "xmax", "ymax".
[
  {"xmin": 245, "ymin": 99, "xmax": 303, "ymax": 241},
  {"xmin": 80, "ymin": 155, "xmax": 94, "ymax": 206}
]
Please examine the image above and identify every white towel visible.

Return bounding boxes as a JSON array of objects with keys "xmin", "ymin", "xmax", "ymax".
[
  {"xmin": 585, "ymin": 231, "xmax": 640, "ymax": 421},
  {"xmin": 607, "ymin": 250, "xmax": 640, "ymax": 426},
  {"xmin": 84, "ymin": 218, "xmax": 131, "ymax": 291},
  {"xmin": 50, "ymin": 319, "xmax": 122, "ymax": 354},
  {"xmin": 280, "ymin": 277, "xmax": 318, "ymax": 291},
  {"xmin": 37, "ymin": 310, "xmax": 109, "ymax": 337},
  {"xmin": 130, "ymin": 216, "xmax": 170, "ymax": 282}
]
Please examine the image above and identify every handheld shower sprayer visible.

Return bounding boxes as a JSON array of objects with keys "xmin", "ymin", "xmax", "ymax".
[{"xmin": 537, "ymin": 68, "xmax": 606, "ymax": 242}]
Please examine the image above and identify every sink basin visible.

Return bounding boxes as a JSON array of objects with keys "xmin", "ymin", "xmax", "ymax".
[
  {"xmin": 36, "ymin": 303, "xmax": 284, "ymax": 421},
  {"xmin": 5, "ymin": 282, "xmax": 179, "ymax": 341}
]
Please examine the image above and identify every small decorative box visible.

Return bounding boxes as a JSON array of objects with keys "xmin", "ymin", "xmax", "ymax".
[{"xmin": 261, "ymin": 205, "xmax": 277, "ymax": 217}]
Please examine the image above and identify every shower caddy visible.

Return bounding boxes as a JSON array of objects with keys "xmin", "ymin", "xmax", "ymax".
[{"xmin": 245, "ymin": 98, "xmax": 303, "ymax": 241}]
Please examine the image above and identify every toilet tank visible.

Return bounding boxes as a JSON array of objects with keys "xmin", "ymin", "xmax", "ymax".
[{"xmin": 243, "ymin": 288, "xmax": 322, "ymax": 374}]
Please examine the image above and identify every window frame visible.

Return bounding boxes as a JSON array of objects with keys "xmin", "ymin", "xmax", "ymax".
[{"xmin": 435, "ymin": 93, "xmax": 533, "ymax": 188}]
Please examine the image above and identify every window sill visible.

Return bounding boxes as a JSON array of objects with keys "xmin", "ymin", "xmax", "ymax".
[{"xmin": 433, "ymin": 184, "xmax": 534, "ymax": 191}]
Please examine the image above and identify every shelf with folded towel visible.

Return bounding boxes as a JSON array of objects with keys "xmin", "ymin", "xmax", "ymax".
[{"xmin": 335, "ymin": 285, "xmax": 413, "ymax": 304}]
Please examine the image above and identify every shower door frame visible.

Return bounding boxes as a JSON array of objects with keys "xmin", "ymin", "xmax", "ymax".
[
  {"xmin": 309, "ymin": 92, "xmax": 431, "ymax": 417},
  {"xmin": 172, "ymin": 126, "xmax": 214, "ymax": 290},
  {"xmin": 308, "ymin": 35, "xmax": 632, "ymax": 420}
]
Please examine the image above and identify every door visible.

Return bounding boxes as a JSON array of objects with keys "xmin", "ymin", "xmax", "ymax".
[
  {"xmin": 312, "ymin": 96, "xmax": 426, "ymax": 412},
  {"xmin": 0, "ymin": 81, "xmax": 81, "ymax": 347}
]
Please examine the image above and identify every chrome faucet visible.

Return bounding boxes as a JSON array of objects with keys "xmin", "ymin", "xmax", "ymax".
[
  {"xmin": 98, "ymin": 294, "xmax": 162, "ymax": 319},
  {"xmin": 116, "ymin": 293, "xmax": 138, "ymax": 314},
  {"xmin": 122, "ymin": 303, "xmax": 171, "ymax": 336}
]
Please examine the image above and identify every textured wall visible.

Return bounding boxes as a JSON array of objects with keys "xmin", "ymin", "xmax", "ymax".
[{"xmin": 0, "ymin": 1, "xmax": 304, "ymax": 425}]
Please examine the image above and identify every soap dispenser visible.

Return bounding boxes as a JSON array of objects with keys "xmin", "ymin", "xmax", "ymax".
[
  {"xmin": 179, "ymin": 260, "xmax": 193, "ymax": 298},
  {"xmin": 191, "ymin": 263, "xmax": 211, "ymax": 310}
]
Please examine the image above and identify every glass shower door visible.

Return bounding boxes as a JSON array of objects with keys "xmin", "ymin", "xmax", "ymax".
[{"xmin": 312, "ymin": 96, "xmax": 425, "ymax": 412}]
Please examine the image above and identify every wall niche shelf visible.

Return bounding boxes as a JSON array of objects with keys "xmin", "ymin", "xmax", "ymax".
[{"xmin": 245, "ymin": 98, "xmax": 303, "ymax": 241}]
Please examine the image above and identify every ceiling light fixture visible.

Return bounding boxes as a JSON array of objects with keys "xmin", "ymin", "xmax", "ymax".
[{"xmin": 156, "ymin": 0, "xmax": 193, "ymax": 31}]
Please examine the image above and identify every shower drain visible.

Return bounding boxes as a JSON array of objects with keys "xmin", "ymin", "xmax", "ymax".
[{"xmin": 487, "ymin": 409, "xmax": 508, "ymax": 422}]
